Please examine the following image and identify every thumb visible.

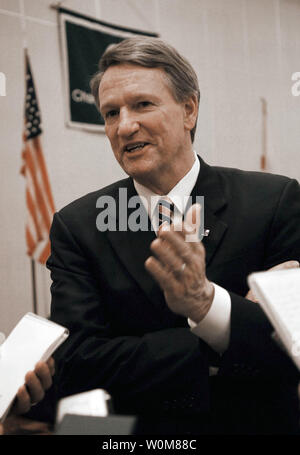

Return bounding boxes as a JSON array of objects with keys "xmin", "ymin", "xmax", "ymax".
[
  {"xmin": 184, "ymin": 203, "xmax": 202, "ymax": 242},
  {"xmin": 185, "ymin": 203, "xmax": 202, "ymax": 231},
  {"xmin": 270, "ymin": 260, "xmax": 299, "ymax": 271}
]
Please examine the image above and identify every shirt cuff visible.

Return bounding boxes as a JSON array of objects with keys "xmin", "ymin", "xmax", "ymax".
[{"xmin": 188, "ymin": 283, "xmax": 231, "ymax": 354}]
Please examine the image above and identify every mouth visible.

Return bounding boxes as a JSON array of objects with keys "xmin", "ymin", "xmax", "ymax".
[{"xmin": 123, "ymin": 142, "xmax": 150, "ymax": 153}]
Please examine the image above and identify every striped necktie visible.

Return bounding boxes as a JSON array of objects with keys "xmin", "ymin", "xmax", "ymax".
[{"xmin": 157, "ymin": 197, "xmax": 175, "ymax": 227}]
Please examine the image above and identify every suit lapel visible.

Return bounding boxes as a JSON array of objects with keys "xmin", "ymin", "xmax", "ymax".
[
  {"xmin": 202, "ymin": 207, "xmax": 228, "ymax": 266},
  {"xmin": 105, "ymin": 179, "xmax": 165, "ymax": 309},
  {"xmin": 188, "ymin": 157, "xmax": 228, "ymax": 266}
]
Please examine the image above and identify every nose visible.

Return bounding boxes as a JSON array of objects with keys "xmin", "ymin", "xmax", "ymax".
[{"xmin": 117, "ymin": 108, "xmax": 139, "ymax": 138}]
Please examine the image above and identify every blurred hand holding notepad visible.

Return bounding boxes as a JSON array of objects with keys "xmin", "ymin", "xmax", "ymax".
[
  {"xmin": 248, "ymin": 268, "xmax": 300, "ymax": 370},
  {"xmin": 0, "ymin": 312, "xmax": 69, "ymax": 421}
]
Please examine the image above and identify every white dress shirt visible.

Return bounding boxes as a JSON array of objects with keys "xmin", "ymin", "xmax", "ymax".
[{"xmin": 134, "ymin": 153, "xmax": 231, "ymax": 357}]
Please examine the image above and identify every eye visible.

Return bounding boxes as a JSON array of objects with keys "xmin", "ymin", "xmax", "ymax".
[
  {"xmin": 137, "ymin": 101, "xmax": 152, "ymax": 108},
  {"xmin": 105, "ymin": 109, "xmax": 119, "ymax": 119}
]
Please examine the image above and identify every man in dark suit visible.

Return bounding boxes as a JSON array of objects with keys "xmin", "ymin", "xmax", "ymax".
[{"xmin": 48, "ymin": 37, "xmax": 300, "ymax": 434}]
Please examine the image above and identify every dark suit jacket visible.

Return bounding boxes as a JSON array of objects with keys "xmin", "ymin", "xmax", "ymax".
[{"xmin": 48, "ymin": 157, "xmax": 300, "ymax": 433}]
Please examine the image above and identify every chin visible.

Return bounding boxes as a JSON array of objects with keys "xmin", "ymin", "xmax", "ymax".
[{"xmin": 123, "ymin": 164, "xmax": 154, "ymax": 181}]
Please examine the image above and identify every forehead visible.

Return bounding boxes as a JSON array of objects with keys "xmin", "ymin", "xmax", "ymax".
[{"xmin": 99, "ymin": 64, "xmax": 175, "ymax": 106}]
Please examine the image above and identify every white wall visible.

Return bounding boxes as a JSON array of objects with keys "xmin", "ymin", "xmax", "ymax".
[{"xmin": 0, "ymin": 0, "xmax": 300, "ymax": 334}]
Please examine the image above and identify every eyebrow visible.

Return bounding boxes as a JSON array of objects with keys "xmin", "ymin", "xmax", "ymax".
[
  {"xmin": 99, "ymin": 102, "xmax": 118, "ymax": 114},
  {"xmin": 100, "ymin": 93, "xmax": 161, "ymax": 113}
]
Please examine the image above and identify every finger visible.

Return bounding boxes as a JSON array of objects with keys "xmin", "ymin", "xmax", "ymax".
[
  {"xmin": 183, "ymin": 203, "xmax": 203, "ymax": 242},
  {"xmin": 158, "ymin": 230, "xmax": 194, "ymax": 263},
  {"xmin": 245, "ymin": 289, "xmax": 259, "ymax": 303},
  {"xmin": 47, "ymin": 357, "xmax": 55, "ymax": 376},
  {"xmin": 24, "ymin": 371, "xmax": 45, "ymax": 404},
  {"xmin": 159, "ymin": 207, "xmax": 203, "ymax": 245},
  {"xmin": 34, "ymin": 361, "xmax": 53, "ymax": 390},
  {"xmin": 14, "ymin": 384, "xmax": 31, "ymax": 414},
  {"xmin": 270, "ymin": 260, "xmax": 299, "ymax": 271},
  {"xmin": 185, "ymin": 203, "xmax": 202, "ymax": 231},
  {"xmin": 150, "ymin": 238, "xmax": 186, "ymax": 272},
  {"xmin": 145, "ymin": 255, "xmax": 177, "ymax": 292},
  {"xmin": 159, "ymin": 210, "xmax": 201, "ymax": 242},
  {"xmin": 158, "ymin": 227, "xmax": 204, "ymax": 263},
  {"xmin": 159, "ymin": 218, "xmax": 194, "ymax": 238}
]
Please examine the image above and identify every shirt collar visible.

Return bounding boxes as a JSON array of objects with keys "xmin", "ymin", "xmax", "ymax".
[{"xmin": 134, "ymin": 152, "xmax": 200, "ymax": 220}]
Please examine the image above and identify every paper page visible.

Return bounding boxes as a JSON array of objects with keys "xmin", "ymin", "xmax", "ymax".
[
  {"xmin": 0, "ymin": 313, "xmax": 69, "ymax": 421},
  {"xmin": 56, "ymin": 389, "xmax": 110, "ymax": 423},
  {"xmin": 248, "ymin": 268, "xmax": 300, "ymax": 370}
]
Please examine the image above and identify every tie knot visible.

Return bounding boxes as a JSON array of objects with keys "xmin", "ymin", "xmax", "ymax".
[{"xmin": 157, "ymin": 197, "xmax": 174, "ymax": 227}]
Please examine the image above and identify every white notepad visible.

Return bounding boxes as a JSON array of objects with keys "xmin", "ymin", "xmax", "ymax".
[
  {"xmin": 248, "ymin": 268, "xmax": 300, "ymax": 370},
  {"xmin": 0, "ymin": 312, "xmax": 69, "ymax": 421},
  {"xmin": 56, "ymin": 389, "xmax": 111, "ymax": 423}
]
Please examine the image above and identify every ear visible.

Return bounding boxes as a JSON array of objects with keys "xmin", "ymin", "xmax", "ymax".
[{"xmin": 183, "ymin": 94, "xmax": 198, "ymax": 132}]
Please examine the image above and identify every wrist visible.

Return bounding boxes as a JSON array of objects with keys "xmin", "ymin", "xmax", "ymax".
[{"xmin": 188, "ymin": 281, "xmax": 215, "ymax": 323}]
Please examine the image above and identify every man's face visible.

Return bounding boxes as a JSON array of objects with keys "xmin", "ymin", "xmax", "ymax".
[{"xmin": 99, "ymin": 64, "xmax": 197, "ymax": 193}]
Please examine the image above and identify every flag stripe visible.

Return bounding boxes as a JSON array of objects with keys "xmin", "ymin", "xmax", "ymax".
[
  {"xmin": 27, "ymin": 141, "xmax": 54, "ymax": 227},
  {"xmin": 39, "ymin": 241, "xmax": 51, "ymax": 264},
  {"xmin": 26, "ymin": 169, "xmax": 49, "ymax": 238},
  {"xmin": 26, "ymin": 185, "xmax": 42, "ymax": 240},
  {"xmin": 24, "ymin": 145, "xmax": 52, "ymax": 230},
  {"xmin": 28, "ymin": 151, "xmax": 54, "ymax": 229},
  {"xmin": 33, "ymin": 137, "xmax": 55, "ymax": 212}
]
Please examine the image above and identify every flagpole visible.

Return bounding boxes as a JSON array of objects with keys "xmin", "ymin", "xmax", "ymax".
[
  {"xmin": 31, "ymin": 259, "xmax": 38, "ymax": 314},
  {"xmin": 260, "ymin": 97, "xmax": 267, "ymax": 171},
  {"xmin": 20, "ymin": 3, "xmax": 38, "ymax": 315},
  {"xmin": 20, "ymin": 3, "xmax": 37, "ymax": 314},
  {"xmin": 19, "ymin": 0, "xmax": 28, "ymax": 50}
]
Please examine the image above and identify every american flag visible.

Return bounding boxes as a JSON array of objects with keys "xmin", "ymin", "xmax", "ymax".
[{"xmin": 20, "ymin": 51, "xmax": 55, "ymax": 264}]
